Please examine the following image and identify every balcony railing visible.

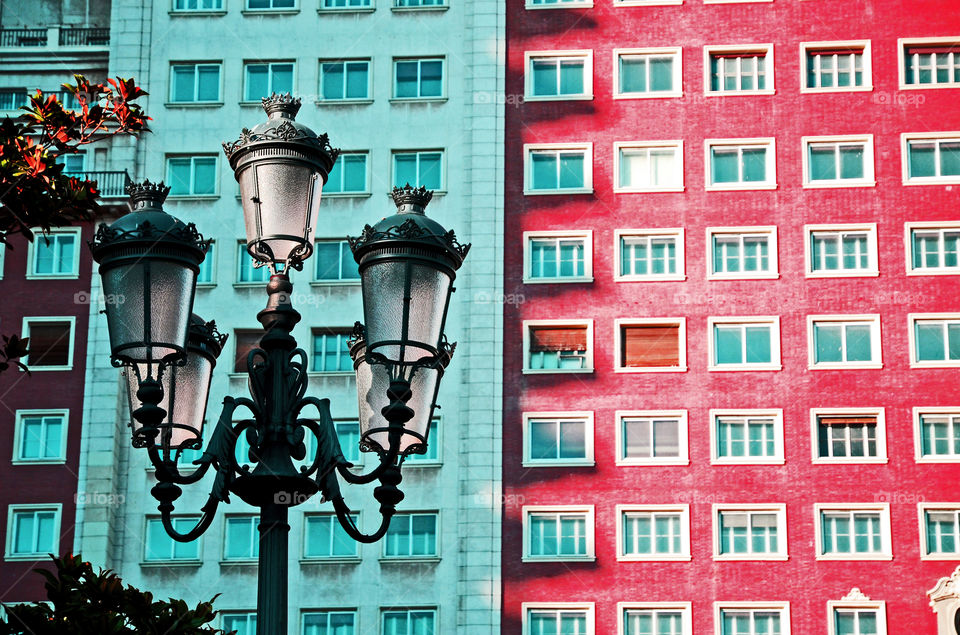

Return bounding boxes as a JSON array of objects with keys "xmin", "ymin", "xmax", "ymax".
[
  {"xmin": 58, "ymin": 27, "xmax": 109, "ymax": 47},
  {"xmin": 65, "ymin": 171, "xmax": 132, "ymax": 198},
  {"xmin": 0, "ymin": 28, "xmax": 46, "ymax": 47},
  {"xmin": 0, "ymin": 90, "xmax": 80, "ymax": 112},
  {"xmin": 0, "ymin": 26, "xmax": 109, "ymax": 48}
]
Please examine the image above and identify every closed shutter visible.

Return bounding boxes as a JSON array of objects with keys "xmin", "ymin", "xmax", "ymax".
[
  {"xmin": 622, "ymin": 324, "xmax": 679, "ymax": 367},
  {"xmin": 530, "ymin": 326, "xmax": 587, "ymax": 352},
  {"xmin": 27, "ymin": 322, "xmax": 71, "ymax": 366}
]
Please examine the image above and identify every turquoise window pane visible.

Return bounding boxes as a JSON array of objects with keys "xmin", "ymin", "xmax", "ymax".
[
  {"xmin": 916, "ymin": 323, "xmax": 945, "ymax": 360},
  {"xmin": 345, "ymin": 62, "xmax": 368, "ymax": 98},
  {"xmin": 859, "ymin": 612, "xmax": 877, "ymax": 634},
  {"xmin": 723, "ymin": 58, "xmax": 738, "ymax": 91},
  {"xmin": 325, "ymin": 157, "xmax": 344, "ymax": 192},
  {"xmin": 322, "ymin": 63, "xmax": 345, "ymax": 99},
  {"xmin": 635, "ymin": 516, "xmax": 651, "ymax": 553},
  {"xmin": 171, "ymin": 65, "xmax": 195, "ymax": 101},
  {"xmin": 844, "ymin": 324, "xmax": 872, "ymax": 362},
  {"xmin": 711, "ymin": 148, "xmax": 739, "ymax": 183},
  {"xmin": 740, "ymin": 57, "xmax": 756, "ymax": 91},
  {"xmin": 743, "ymin": 239, "xmax": 758, "ymax": 271},
  {"xmin": 558, "ymin": 154, "xmax": 584, "ymax": 188},
  {"xmin": 809, "ymin": 146, "xmax": 836, "ymax": 180},
  {"xmin": 842, "ymin": 235, "xmax": 867, "ymax": 269},
  {"xmin": 941, "ymin": 141, "xmax": 960, "ymax": 175},
  {"xmin": 342, "ymin": 154, "xmax": 366, "ymax": 191},
  {"xmin": 712, "ymin": 238, "xmax": 724, "ymax": 273},
  {"xmin": 945, "ymin": 232, "xmax": 959, "ymax": 267},
  {"xmin": 948, "ymin": 324, "xmax": 960, "ymax": 359},
  {"xmin": 315, "ymin": 243, "xmax": 341, "ymax": 279},
  {"xmin": 627, "ymin": 614, "xmax": 653, "ymax": 635},
  {"xmin": 741, "ymin": 148, "xmax": 766, "ymax": 182},
  {"xmin": 197, "ymin": 65, "xmax": 219, "ymax": 101},
  {"xmin": 193, "ymin": 158, "xmax": 216, "ymax": 194},
  {"xmin": 837, "ymin": 55, "xmax": 852, "ymax": 87},
  {"xmin": 394, "ymin": 154, "xmax": 417, "ymax": 187},
  {"xmin": 620, "ymin": 239, "xmax": 631, "ymax": 276},
  {"xmin": 815, "ymin": 324, "xmax": 843, "ymax": 363},
  {"xmin": 420, "ymin": 60, "xmax": 443, "ymax": 97},
  {"xmin": 532, "ymin": 60, "xmax": 557, "ymax": 96},
  {"xmin": 244, "ymin": 65, "xmax": 269, "ymax": 101},
  {"xmin": 634, "ymin": 242, "xmax": 648, "ymax": 275},
  {"xmin": 167, "ymin": 158, "xmax": 192, "ymax": 195},
  {"xmin": 909, "ymin": 142, "xmax": 937, "ymax": 177},
  {"xmin": 715, "ymin": 327, "xmax": 742, "ymax": 364},
  {"xmin": 649, "ymin": 57, "xmax": 673, "ymax": 91},
  {"xmin": 558, "ymin": 420, "xmax": 585, "ymax": 459},
  {"xmin": 271, "ymin": 64, "xmax": 293, "ymax": 94},
  {"xmin": 650, "ymin": 241, "xmax": 666, "ymax": 274},
  {"xmin": 621, "ymin": 57, "xmax": 647, "ymax": 93},
  {"xmin": 806, "ymin": 54, "xmax": 817, "ymax": 87},
  {"xmin": 839, "ymin": 145, "xmax": 864, "ymax": 179},
  {"xmin": 395, "ymin": 61, "xmax": 419, "ymax": 98},
  {"xmin": 531, "ymin": 154, "xmax": 557, "ymax": 190},
  {"xmin": 654, "ymin": 516, "xmax": 671, "ymax": 553},
  {"xmin": 559, "ymin": 60, "xmax": 584, "ymax": 95},
  {"xmin": 744, "ymin": 326, "xmax": 771, "ymax": 363},
  {"xmin": 709, "ymin": 57, "xmax": 721, "ymax": 91}
]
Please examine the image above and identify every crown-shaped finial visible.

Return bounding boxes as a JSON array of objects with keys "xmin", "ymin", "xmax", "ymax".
[
  {"xmin": 126, "ymin": 180, "xmax": 171, "ymax": 211},
  {"xmin": 262, "ymin": 93, "xmax": 301, "ymax": 119},
  {"xmin": 391, "ymin": 184, "xmax": 433, "ymax": 214}
]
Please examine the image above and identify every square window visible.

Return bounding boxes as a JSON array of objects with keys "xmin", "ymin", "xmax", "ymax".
[
  {"xmin": 169, "ymin": 63, "xmax": 221, "ymax": 103},
  {"xmin": 903, "ymin": 133, "xmax": 960, "ymax": 184},
  {"xmin": 812, "ymin": 409, "xmax": 886, "ymax": 464},
  {"xmin": 393, "ymin": 58, "xmax": 444, "ymax": 99},
  {"xmin": 197, "ymin": 240, "xmax": 215, "ymax": 285},
  {"xmin": 523, "ymin": 506, "xmax": 594, "ymax": 561},
  {"xmin": 802, "ymin": 42, "xmax": 871, "ymax": 92},
  {"xmin": 713, "ymin": 505, "xmax": 787, "ymax": 560},
  {"xmin": 319, "ymin": 60, "xmax": 370, "ymax": 101},
  {"xmin": 614, "ymin": 48, "xmax": 682, "ymax": 98},
  {"xmin": 237, "ymin": 242, "xmax": 271, "ymax": 284},
  {"xmin": 803, "ymin": 136, "xmax": 875, "ymax": 187},
  {"xmin": 300, "ymin": 419, "xmax": 362, "ymax": 465},
  {"xmin": 914, "ymin": 408, "xmax": 960, "ymax": 462},
  {"xmin": 222, "ymin": 612, "xmax": 257, "ymax": 635},
  {"xmin": 616, "ymin": 229, "xmax": 685, "ymax": 281},
  {"xmin": 404, "ymin": 418, "xmax": 440, "ymax": 464},
  {"xmin": 707, "ymin": 227, "xmax": 778, "ymax": 280},
  {"xmin": 617, "ymin": 505, "xmax": 690, "ymax": 561},
  {"xmin": 704, "ymin": 45, "xmax": 774, "ymax": 95},
  {"xmin": 324, "ymin": 151, "xmax": 368, "ymax": 194},
  {"xmin": 805, "ymin": 225, "xmax": 878, "ymax": 277},
  {"xmin": 524, "ymin": 320, "xmax": 593, "ymax": 373},
  {"xmin": 525, "ymin": 51, "xmax": 592, "ymax": 100},
  {"xmin": 920, "ymin": 504, "xmax": 960, "ymax": 558},
  {"xmin": 383, "ymin": 512, "xmax": 438, "ymax": 558},
  {"xmin": 315, "ymin": 239, "xmax": 361, "ymax": 282},
  {"xmin": 144, "ymin": 516, "xmax": 201, "ymax": 562},
  {"xmin": 619, "ymin": 603, "xmax": 691, "ymax": 635},
  {"xmin": 224, "ymin": 515, "xmax": 259, "ymax": 561},
  {"xmin": 714, "ymin": 604, "xmax": 789, "ymax": 635},
  {"xmin": 523, "ymin": 604, "xmax": 594, "ymax": 635},
  {"xmin": 705, "ymin": 139, "xmax": 776, "ymax": 190},
  {"xmin": 302, "ymin": 610, "xmax": 358, "ymax": 634},
  {"xmin": 616, "ymin": 410, "xmax": 688, "ymax": 466},
  {"xmin": 28, "ymin": 228, "xmax": 81, "ymax": 278},
  {"xmin": 708, "ymin": 317, "xmax": 780, "ymax": 371},
  {"xmin": 710, "ymin": 410, "xmax": 783, "ymax": 465},
  {"xmin": 523, "ymin": 231, "xmax": 592, "ymax": 283},
  {"xmin": 524, "ymin": 144, "xmax": 593, "ymax": 194},
  {"xmin": 907, "ymin": 223, "xmax": 960, "ymax": 274},
  {"xmin": 246, "ymin": 0, "xmax": 295, "ymax": 8},
  {"xmin": 5, "ymin": 505, "xmax": 60, "ymax": 560},
  {"xmin": 320, "ymin": 0, "xmax": 372, "ymax": 9},
  {"xmin": 807, "ymin": 315, "xmax": 882, "ymax": 369},
  {"xmin": 614, "ymin": 142, "xmax": 684, "ymax": 192},
  {"xmin": 311, "ymin": 329, "xmax": 353, "ymax": 373},
  {"xmin": 381, "ymin": 609, "xmax": 437, "ymax": 635},
  {"xmin": 828, "ymin": 592, "xmax": 886, "ymax": 635},
  {"xmin": 900, "ymin": 39, "xmax": 960, "ymax": 88},
  {"xmin": 173, "ymin": 0, "xmax": 225, "ymax": 10},
  {"xmin": 616, "ymin": 319, "xmax": 686, "ymax": 372},
  {"xmin": 392, "ymin": 150, "xmax": 443, "ymax": 190},
  {"xmin": 13, "ymin": 410, "xmax": 67, "ymax": 463},
  {"xmin": 815, "ymin": 505, "xmax": 891, "ymax": 560},
  {"xmin": 243, "ymin": 61, "xmax": 294, "ymax": 101},
  {"xmin": 166, "ymin": 155, "xmax": 217, "ymax": 196},
  {"xmin": 22, "ymin": 317, "xmax": 75, "ymax": 370},
  {"xmin": 909, "ymin": 314, "xmax": 960, "ymax": 367},
  {"xmin": 233, "ymin": 329, "xmax": 262, "ymax": 374},
  {"xmin": 523, "ymin": 412, "xmax": 594, "ymax": 467},
  {"xmin": 304, "ymin": 513, "xmax": 359, "ymax": 559}
]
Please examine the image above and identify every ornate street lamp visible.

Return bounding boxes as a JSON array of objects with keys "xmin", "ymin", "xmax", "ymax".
[{"xmin": 89, "ymin": 95, "xmax": 468, "ymax": 635}]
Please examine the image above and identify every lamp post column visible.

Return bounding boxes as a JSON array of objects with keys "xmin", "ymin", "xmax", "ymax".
[{"xmin": 257, "ymin": 503, "xmax": 289, "ymax": 635}]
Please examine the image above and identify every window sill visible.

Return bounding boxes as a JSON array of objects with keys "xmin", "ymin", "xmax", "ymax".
[
  {"xmin": 899, "ymin": 82, "xmax": 960, "ymax": 91},
  {"xmin": 522, "ymin": 368, "xmax": 594, "ymax": 375},
  {"xmin": 219, "ymin": 559, "xmax": 258, "ymax": 566},
  {"xmin": 615, "ymin": 459, "xmax": 690, "ymax": 467},
  {"xmin": 379, "ymin": 556, "xmax": 440, "ymax": 563},
  {"xmin": 708, "ymin": 273, "xmax": 779, "ymax": 281},
  {"xmin": 907, "ymin": 269, "xmax": 960, "ymax": 276},
  {"xmin": 815, "ymin": 554, "xmax": 892, "ymax": 561},
  {"xmin": 805, "ymin": 270, "xmax": 879, "ymax": 278},
  {"xmin": 140, "ymin": 560, "xmax": 203, "ymax": 568},
  {"xmin": 309, "ymin": 279, "xmax": 361, "ymax": 287},
  {"xmin": 318, "ymin": 6, "xmax": 375, "ymax": 12},
  {"xmin": 713, "ymin": 554, "xmax": 789, "ymax": 561},
  {"xmin": 615, "ymin": 366, "xmax": 687, "ymax": 373},
  {"xmin": 800, "ymin": 86, "xmax": 873, "ymax": 94},
  {"xmin": 708, "ymin": 364, "xmax": 782, "ymax": 372},
  {"xmin": 523, "ymin": 277, "xmax": 594, "ymax": 284},
  {"xmin": 166, "ymin": 195, "xmax": 220, "ymax": 200},
  {"xmin": 524, "ymin": 94, "xmax": 594, "ymax": 102},
  {"xmin": 233, "ymin": 282, "xmax": 270, "ymax": 289},
  {"xmin": 522, "ymin": 460, "xmax": 595, "ymax": 468},
  {"xmin": 614, "ymin": 185, "xmax": 685, "ymax": 193},
  {"xmin": 916, "ymin": 456, "xmax": 960, "ymax": 464},
  {"xmin": 196, "ymin": 282, "xmax": 218, "ymax": 288},
  {"xmin": 11, "ymin": 458, "xmax": 67, "ymax": 465},
  {"xmin": 711, "ymin": 458, "xmax": 785, "ymax": 466},
  {"xmin": 524, "ymin": 188, "xmax": 594, "ymax": 196},
  {"xmin": 323, "ymin": 191, "xmax": 372, "ymax": 198},
  {"xmin": 21, "ymin": 366, "xmax": 74, "ymax": 372},
  {"xmin": 5, "ymin": 554, "xmax": 57, "ymax": 562},
  {"xmin": 521, "ymin": 555, "xmax": 595, "ymax": 563},
  {"xmin": 164, "ymin": 102, "xmax": 224, "ymax": 108},
  {"xmin": 391, "ymin": 4, "xmax": 449, "ymax": 11},
  {"xmin": 808, "ymin": 363, "xmax": 883, "ymax": 370},
  {"xmin": 300, "ymin": 556, "xmax": 362, "ymax": 564},
  {"xmin": 803, "ymin": 180, "xmax": 876, "ymax": 189},
  {"xmin": 910, "ymin": 361, "xmax": 960, "ymax": 369},
  {"xmin": 315, "ymin": 99, "xmax": 374, "ymax": 106},
  {"xmin": 24, "ymin": 274, "xmax": 79, "ymax": 281},
  {"xmin": 389, "ymin": 97, "xmax": 448, "ymax": 104},
  {"xmin": 170, "ymin": 10, "xmax": 228, "ymax": 16},
  {"xmin": 615, "ymin": 275, "xmax": 686, "ymax": 283},
  {"xmin": 705, "ymin": 183, "xmax": 777, "ymax": 192},
  {"xmin": 705, "ymin": 89, "xmax": 776, "ymax": 97},
  {"xmin": 525, "ymin": 2, "xmax": 593, "ymax": 8},
  {"xmin": 241, "ymin": 9, "xmax": 301, "ymax": 15},
  {"xmin": 613, "ymin": 92, "xmax": 682, "ymax": 100},
  {"xmin": 903, "ymin": 177, "xmax": 960, "ymax": 186},
  {"xmin": 921, "ymin": 553, "xmax": 960, "ymax": 561},
  {"xmin": 617, "ymin": 554, "xmax": 691, "ymax": 562},
  {"xmin": 403, "ymin": 460, "xmax": 443, "ymax": 468}
]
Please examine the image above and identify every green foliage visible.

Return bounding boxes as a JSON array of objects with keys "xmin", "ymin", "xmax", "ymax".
[{"xmin": 0, "ymin": 554, "xmax": 231, "ymax": 635}]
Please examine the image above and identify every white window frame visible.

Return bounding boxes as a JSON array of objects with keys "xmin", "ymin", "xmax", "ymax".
[
  {"xmin": 392, "ymin": 56, "xmax": 446, "ymax": 101},
  {"xmin": 810, "ymin": 407, "xmax": 887, "ymax": 465},
  {"xmin": 709, "ymin": 409, "xmax": 784, "ymax": 465},
  {"xmin": 245, "ymin": 0, "xmax": 298, "ymax": 9},
  {"xmin": 313, "ymin": 238, "xmax": 362, "ymax": 283},
  {"xmin": 522, "ymin": 411, "xmax": 595, "ymax": 468},
  {"xmin": 380, "ymin": 608, "xmax": 439, "ymax": 635},
  {"xmin": 525, "ymin": 0, "xmax": 594, "ymax": 9},
  {"xmin": 221, "ymin": 612, "xmax": 258, "ymax": 635},
  {"xmin": 615, "ymin": 409, "xmax": 689, "ymax": 467},
  {"xmin": 197, "ymin": 239, "xmax": 216, "ymax": 286},
  {"xmin": 712, "ymin": 603, "xmax": 791, "ymax": 635},
  {"xmin": 522, "ymin": 319, "xmax": 594, "ymax": 374},
  {"xmin": 804, "ymin": 223, "xmax": 878, "ymax": 278},
  {"xmin": 143, "ymin": 515, "xmax": 203, "ymax": 564},
  {"xmin": 800, "ymin": 40, "xmax": 873, "ymax": 93},
  {"xmin": 322, "ymin": 151, "xmax": 370, "ymax": 197},
  {"xmin": 707, "ymin": 316, "xmax": 781, "ymax": 372},
  {"xmin": 319, "ymin": 0, "xmax": 374, "ymax": 11},
  {"xmin": 919, "ymin": 502, "xmax": 960, "ymax": 560},
  {"xmin": 241, "ymin": 60, "xmax": 296, "ymax": 102},
  {"xmin": 706, "ymin": 226, "xmax": 779, "ymax": 280},
  {"xmin": 704, "ymin": 138, "xmax": 777, "ymax": 191},
  {"xmin": 165, "ymin": 154, "xmax": 219, "ymax": 197},
  {"xmin": 522, "ymin": 603, "xmax": 595, "ymax": 635},
  {"xmin": 222, "ymin": 514, "xmax": 259, "ymax": 562},
  {"xmin": 806, "ymin": 314, "xmax": 883, "ymax": 370},
  {"xmin": 905, "ymin": 221, "xmax": 960, "ymax": 275},
  {"xmin": 615, "ymin": 228, "xmax": 686, "ymax": 282},
  {"xmin": 26, "ymin": 227, "xmax": 82, "ymax": 280},
  {"xmin": 814, "ymin": 503, "xmax": 892, "ymax": 561},
  {"xmin": 613, "ymin": 141, "xmax": 684, "ymax": 192},
  {"xmin": 21, "ymin": 316, "xmax": 76, "ymax": 371},
  {"xmin": 913, "ymin": 407, "xmax": 960, "ymax": 463},
  {"xmin": 827, "ymin": 592, "xmax": 887, "ymax": 635},
  {"xmin": 172, "ymin": 0, "xmax": 225, "ymax": 12},
  {"xmin": 317, "ymin": 58, "xmax": 372, "ymax": 104},
  {"xmin": 898, "ymin": 37, "xmax": 960, "ymax": 90},
  {"xmin": 524, "ymin": 50, "xmax": 594, "ymax": 101},
  {"xmin": 612, "ymin": 48, "xmax": 683, "ymax": 99},
  {"xmin": 300, "ymin": 609, "xmax": 359, "ymax": 635},
  {"xmin": 4, "ymin": 504, "xmax": 61, "ymax": 560},
  {"xmin": 523, "ymin": 230, "xmax": 593, "ymax": 284},
  {"xmin": 616, "ymin": 504, "xmax": 691, "ymax": 562},
  {"xmin": 391, "ymin": 149, "xmax": 445, "ymax": 192},
  {"xmin": 802, "ymin": 135, "xmax": 876, "ymax": 188},
  {"xmin": 712, "ymin": 504, "xmax": 788, "ymax": 561},
  {"xmin": 381, "ymin": 510, "xmax": 440, "ymax": 560},
  {"xmin": 908, "ymin": 313, "xmax": 960, "ymax": 368},
  {"xmin": 617, "ymin": 603, "xmax": 692, "ymax": 635},
  {"xmin": 614, "ymin": 318, "xmax": 687, "ymax": 373},
  {"xmin": 523, "ymin": 143, "xmax": 593, "ymax": 195},
  {"xmin": 703, "ymin": 44, "xmax": 775, "ymax": 96},
  {"xmin": 302, "ymin": 512, "xmax": 361, "ymax": 561},
  {"xmin": 12, "ymin": 409, "xmax": 68, "ymax": 464},
  {"xmin": 522, "ymin": 505, "xmax": 595, "ymax": 562},
  {"xmin": 167, "ymin": 61, "xmax": 222, "ymax": 104},
  {"xmin": 901, "ymin": 132, "xmax": 960, "ymax": 185}
]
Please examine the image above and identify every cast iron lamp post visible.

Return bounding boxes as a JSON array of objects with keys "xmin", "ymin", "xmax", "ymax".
[{"xmin": 88, "ymin": 94, "xmax": 469, "ymax": 635}]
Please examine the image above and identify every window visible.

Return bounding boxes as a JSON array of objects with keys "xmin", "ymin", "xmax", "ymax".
[
  {"xmin": 616, "ymin": 410, "xmax": 688, "ymax": 466},
  {"xmin": 383, "ymin": 512, "xmax": 438, "ymax": 558},
  {"xmin": 914, "ymin": 408, "xmax": 960, "ymax": 462},
  {"xmin": 619, "ymin": 604, "xmax": 691, "ymax": 635},
  {"xmin": 526, "ymin": 0, "xmax": 594, "ymax": 7},
  {"xmin": 616, "ymin": 319, "xmax": 686, "ymax": 372},
  {"xmin": 243, "ymin": 62, "xmax": 294, "ymax": 101},
  {"xmin": 524, "ymin": 144, "xmax": 592, "ymax": 194},
  {"xmin": 5, "ymin": 506, "xmax": 60, "ymax": 559},
  {"xmin": 319, "ymin": 60, "xmax": 370, "ymax": 102},
  {"xmin": 614, "ymin": 142, "xmax": 683, "ymax": 192},
  {"xmin": 197, "ymin": 240, "xmax": 215, "ymax": 285},
  {"xmin": 395, "ymin": 0, "xmax": 447, "ymax": 6},
  {"xmin": 222, "ymin": 613, "xmax": 257, "ymax": 635},
  {"xmin": 237, "ymin": 243, "xmax": 270, "ymax": 284},
  {"xmin": 144, "ymin": 516, "xmax": 201, "ymax": 562},
  {"xmin": 614, "ymin": 48, "xmax": 682, "ymax": 98},
  {"xmin": 305, "ymin": 420, "xmax": 362, "ymax": 465},
  {"xmin": 807, "ymin": 315, "xmax": 882, "ymax": 369},
  {"xmin": 22, "ymin": 317, "xmax": 75, "ymax": 371},
  {"xmin": 525, "ymin": 51, "xmax": 592, "ymax": 100},
  {"xmin": 901, "ymin": 39, "xmax": 960, "ymax": 88},
  {"xmin": 523, "ymin": 412, "xmax": 593, "ymax": 467},
  {"xmin": 224, "ymin": 515, "xmax": 259, "ymax": 561},
  {"xmin": 320, "ymin": 0, "xmax": 371, "ymax": 9},
  {"xmin": 233, "ymin": 329, "xmax": 262, "ymax": 373},
  {"xmin": 805, "ymin": 225, "xmax": 878, "ymax": 277},
  {"xmin": 166, "ymin": 155, "xmax": 217, "ymax": 196},
  {"xmin": 713, "ymin": 505, "xmax": 787, "ymax": 560},
  {"xmin": 708, "ymin": 227, "xmax": 778, "ymax": 280},
  {"xmin": 705, "ymin": 45, "xmax": 774, "ymax": 95},
  {"xmin": 315, "ymin": 240, "xmax": 360, "ymax": 282},
  {"xmin": 711, "ymin": 410, "xmax": 783, "ymax": 465},
  {"xmin": 393, "ymin": 58, "xmax": 444, "ymax": 99},
  {"xmin": 617, "ymin": 505, "xmax": 690, "ymax": 561},
  {"xmin": 705, "ymin": 139, "xmax": 776, "ymax": 190},
  {"xmin": 392, "ymin": 150, "xmax": 442, "ymax": 190},
  {"xmin": 324, "ymin": 152, "xmax": 368, "ymax": 194},
  {"xmin": 523, "ymin": 604, "xmax": 594, "ymax": 635},
  {"xmin": 311, "ymin": 329, "xmax": 352, "ymax": 373},
  {"xmin": 903, "ymin": 133, "xmax": 960, "ymax": 184},
  {"xmin": 523, "ymin": 506, "xmax": 594, "ymax": 561},
  {"xmin": 708, "ymin": 317, "xmax": 780, "ymax": 371},
  {"xmin": 13, "ymin": 410, "xmax": 67, "ymax": 463},
  {"xmin": 920, "ymin": 504, "xmax": 960, "ymax": 559},
  {"xmin": 28, "ymin": 228, "xmax": 81, "ymax": 278},
  {"xmin": 828, "ymin": 590, "xmax": 886, "ymax": 635},
  {"xmin": 173, "ymin": 0, "xmax": 224, "ymax": 10},
  {"xmin": 404, "ymin": 418, "xmax": 440, "ymax": 464},
  {"xmin": 803, "ymin": 136, "xmax": 874, "ymax": 187},
  {"xmin": 169, "ymin": 63, "xmax": 221, "ymax": 103},
  {"xmin": 616, "ymin": 229, "xmax": 684, "ymax": 281},
  {"xmin": 304, "ymin": 513, "xmax": 359, "ymax": 559},
  {"xmin": 907, "ymin": 223, "xmax": 960, "ymax": 274},
  {"xmin": 812, "ymin": 409, "xmax": 886, "ymax": 463},
  {"xmin": 816, "ymin": 504, "xmax": 891, "ymax": 559},
  {"xmin": 246, "ymin": 0, "xmax": 295, "ymax": 9},
  {"xmin": 524, "ymin": 321, "xmax": 593, "ymax": 373},
  {"xmin": 381, "ymin": 609, "xmax": 436, "ymax": 635},
  {"xmin": 714, "ymin": 604, "xmax": 789, "ymax": 635},
  {"xmin": 302, "ymin": 610, "xmax": 357, "ymax": 635},
  {"xmin": 523, "ymin": 231, "xmax": 592, "ymax": 283},
  {"xmin": 910, "ymin": 314, "xmax": 960, "ymax": 366},
  {"xmin": 802, "ymin": 42, "xmax": 871, "ymax": 92}
]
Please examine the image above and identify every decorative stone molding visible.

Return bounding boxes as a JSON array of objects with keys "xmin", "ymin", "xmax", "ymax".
[{"xmin": 842, "ymin": 588, "xmax": 871, "ymax": 602}]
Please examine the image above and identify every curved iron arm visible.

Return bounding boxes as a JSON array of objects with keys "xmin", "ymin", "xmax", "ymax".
[{"xmin": 156, "ymin": 486, "xmax": 220, "ymax": 543}]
